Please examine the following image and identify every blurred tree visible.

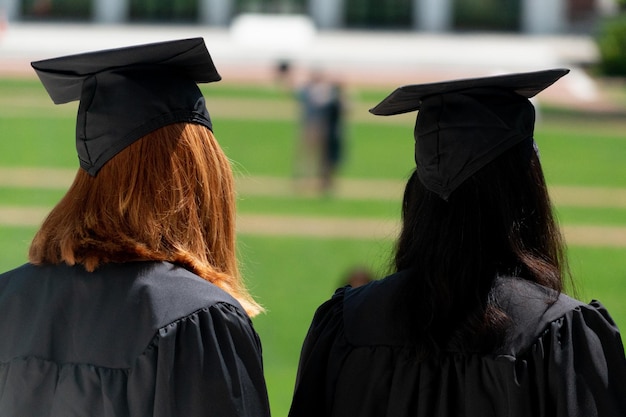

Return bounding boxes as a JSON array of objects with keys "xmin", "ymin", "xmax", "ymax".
[
  {"xmin": 344, "ymin": 0, "xmax": 411, "ymax": 29},
  {"xmin": 454, "ymin": 0, "xmax": 520, "ymax": 31},
  {"xmin": 596, "ymin": 12, "xmax": 626, "ymax": 76},
  {"xmin": 129, "ymin": 0, "xmax": 197, "ymax": 22},
  {"xmin": 235, "ymin": 0, "xmax": 306, "ymax": 14}
]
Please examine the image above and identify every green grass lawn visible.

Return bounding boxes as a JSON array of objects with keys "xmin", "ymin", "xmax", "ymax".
[{"xmin": 1, "ymin": 78, "xmax": 626, "ymax": 417}]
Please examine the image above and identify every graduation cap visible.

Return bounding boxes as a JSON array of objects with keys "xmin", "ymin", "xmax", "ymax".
[
  {"xmin": 31, "ymin": 37, "xmax": 221, "ymax": 176},
  {"xmin": 370, "ymin": 68, "xmax": 570, "ymax": 200}
]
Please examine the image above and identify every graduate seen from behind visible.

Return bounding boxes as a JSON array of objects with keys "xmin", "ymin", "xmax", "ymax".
[
  {"xmin": 288, "ymin": 69, "xmax": 626, "ymax": 417},
  {"xmin": 0, "ymin": 38, "xmax": 271, "ymax": 417}
]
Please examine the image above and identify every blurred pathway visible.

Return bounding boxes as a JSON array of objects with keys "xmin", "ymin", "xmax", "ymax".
[
  {"xmin": 1, "ymin": 204, "xmax": 625, "ymax": 247},
  {"xmin": 2, "ymin": 168, "xmax": 626, "ymax": 207},
  {"xmin": 1, "ymin": 168, "xmax": 625, "ymax": 246}
]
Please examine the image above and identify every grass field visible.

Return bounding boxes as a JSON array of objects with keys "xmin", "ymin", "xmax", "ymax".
[{"xmin": 1, "ymin": 77, "xmax": 626, "ymax": 416}]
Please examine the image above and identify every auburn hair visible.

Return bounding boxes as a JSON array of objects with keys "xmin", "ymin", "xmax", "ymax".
[{"xmin": 29, "ymin": 123, "xmax": 262, "ymax": 316}]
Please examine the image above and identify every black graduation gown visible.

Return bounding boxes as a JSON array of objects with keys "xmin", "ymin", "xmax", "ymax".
[
  {"xmin": 0, "ymin": 261, "xmax": 270, "ymax": 417},
  {"xmin": 289, "ymin": 271, "xmax": 626, "ymax": 417}
]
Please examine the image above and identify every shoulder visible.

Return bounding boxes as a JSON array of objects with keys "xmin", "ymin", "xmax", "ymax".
[
  {"xmin": 81, "ymin": 262, "xmax": 250, "ymax": 338},
  {"xmin": 338, "ymin": 271, "xmax": 411, "ymax": 346},
  {"xmin": 493, "ymin": 277, "xmax": 584, "ymax": 329},
  {"xmin": 0, "ymin": 261, "xmax": 250, "ymax": 367},
  {"xmin": 342, "ymin": 270, "xmax": 406, "ymax": 313},
  {"xmin": 493, "ymin": 277, "xmax": 621, "ymax": 356},
  {"xmin": 127, "ymin": 262, "xmax": 244, "ymax": 322},
  {"xmin": 0, "ymin": 262, "xmax": 36, "ymax": 281},
  {"xmin": 2, "ymin": 261, "xmax": 244, "ymax": 322}
]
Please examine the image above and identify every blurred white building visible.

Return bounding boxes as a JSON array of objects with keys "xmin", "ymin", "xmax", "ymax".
[{"xmin": 0, "ymin": 0, "xmax": 613, "ymax": 34}]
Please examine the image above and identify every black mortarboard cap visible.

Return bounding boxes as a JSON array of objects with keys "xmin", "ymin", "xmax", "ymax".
[
  {"xmin": 370, "ymin": 68, "xmax": 569, "ymax": 200},
  {"xmin": 31, "ymin": 37, "xmax": 221, "ymax": 176}
]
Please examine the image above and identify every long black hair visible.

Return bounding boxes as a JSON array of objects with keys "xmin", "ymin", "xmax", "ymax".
[{"xmin": 393, "ymin": 139, "xmax": 570, "ymax": 357}]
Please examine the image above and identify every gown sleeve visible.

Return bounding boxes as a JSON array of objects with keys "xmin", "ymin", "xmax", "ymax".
[
  {"xmin": 135, "ymin": 302, "xmax": 271, "ymax": 417},
  {"xmin": 540, "ymin": 300, "xmax": 626, "ymax": 417},
  {"xmin": 289, "ymin": 287, "xmax": 348, "ymax": 417}
]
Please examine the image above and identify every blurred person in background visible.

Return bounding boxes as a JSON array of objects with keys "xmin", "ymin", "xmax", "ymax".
[
  {"xmin": 341, "ymin": 265, "xmax": 374, "ymax": 288},
  {"xmin": 274, "ymin": 58, "xmax": 293, "ymax": 88},
  {"xmin": 0, "ymin": 38, "xmax": 270, "ymax": 417},
  {"xmin": 320, "ymin": 80, "xmax": 347, "ymax": 195},
  {"xmin": 294, "ymin": 68, "xmax": 333, "ymax": 193},
  {"xmin": 289, "ymin": 69, "xmax": 626, "ymax": 417},
  {"xmin": 294, "ymin": 68, "xmax": 347, "ymax": 195}
]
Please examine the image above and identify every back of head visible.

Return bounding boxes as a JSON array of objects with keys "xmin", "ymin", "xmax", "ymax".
[
  {"xmin": 394, "ymin": 140, "xmax": 567, "ymax": 356},
  {"xmin": 28, "ymin": 39, "xmax": 262, "ymax": 316},
  {"xmin": 29, "ymin": 123, "xmax": 260, "ymax": 315},
  {"xmin": 396, "ymin": 138, "xmax": 565, "ymax": 287},
  {"xmin": 370, "ymin": 69, "xmax": 570, "ymax": 355}
]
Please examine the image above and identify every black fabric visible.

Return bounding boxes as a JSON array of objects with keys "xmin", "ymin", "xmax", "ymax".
[
  {"xmin": 0, "ymin": 261, "xmax": 270, "ymax": 417},
  {"xmin": 289, "ymin": 272, "xmax": 626, "ymax": 417},
  {"xmin": 368, "ymin": 69, "xmax": 569, "ymax": 200},
  {"xmin": 368, "ymin": 69, "xmax": 569, "ymax": 116},
  {"xmin": 31, "ymin": 38, "xmax": 221, "ymax": 176},
  {"xmin": 414, "ymin": 89, "xmax": 535, "ymax": 200}
]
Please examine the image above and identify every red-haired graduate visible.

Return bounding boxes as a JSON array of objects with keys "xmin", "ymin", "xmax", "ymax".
[{"xmin": 0, "ymin": 38, "xmax": 269, "ymax": 417}]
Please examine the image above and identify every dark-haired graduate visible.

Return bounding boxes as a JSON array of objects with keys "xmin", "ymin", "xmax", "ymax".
[
  {"xmin": 0, "ymin": 39, "xmax": 270, "ymax": 417},
  {"xmin": 288, "ymin": 69, "xmax": 626, "ymax": 417}
]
